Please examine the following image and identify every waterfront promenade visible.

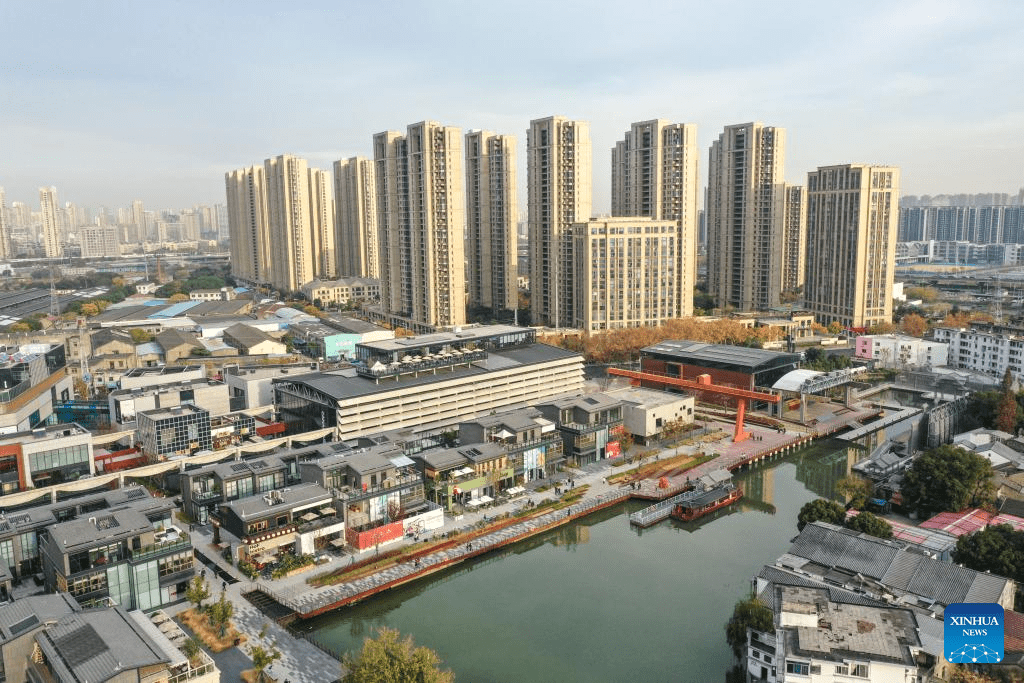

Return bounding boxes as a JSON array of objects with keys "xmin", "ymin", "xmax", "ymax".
[{"xmin": 170, "ymin": 404, "xmax": 878, "ymax": 681}]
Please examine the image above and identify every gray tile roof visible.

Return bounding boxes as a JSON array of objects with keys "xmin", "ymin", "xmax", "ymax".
[
  {"xmin": 0, "ymin": 594, "xmax": 79, "ymax": 642},
  {"xmin": 224, "ymin": 322, "xmax": 280, "ymax": 348},
  {"xmin": 35, "ymin": 607, "xmax": 171, "ymax": 682},
  {"xmin": 222, "ymin": 482, "xmax": 331, "ymax": 520},
  {"xmin": 47, "ymin": 507, "xmax": 153, "ymax": 552},
  {"xmin": 790, "ymin": 522, "xmax": 1013, "ymax": 610}
]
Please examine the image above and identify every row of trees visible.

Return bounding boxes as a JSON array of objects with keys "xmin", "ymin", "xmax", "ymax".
[
  {"xmin": 544, "ymin": 318, "xmax": 786, "ymax": 364},
  {"xmin": 796, "ymin": 498, "xmax": 894, "ymax": 539}
]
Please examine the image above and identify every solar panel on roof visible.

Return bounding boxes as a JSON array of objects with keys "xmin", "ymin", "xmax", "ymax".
[
  {"xmin": 54, "ymin": 624, "xmax": 108, "ymax": 667},
  {"xmin": 8, "ymin": 514, "xmax": 29, "ymax": 525},
  {"xmin": 230, "ymin": 463, "xmax": 249, "ymax": 472},
  {"xmin": 123, "ymin": 488, "xmax": 146, "ymax": 500},
  {"xmin": 9, "ymin": 614, "xmax": 38, "ymax": 636}
]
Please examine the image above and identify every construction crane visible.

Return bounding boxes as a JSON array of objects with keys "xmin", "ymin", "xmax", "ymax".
[{"xmin": 607, "ymin": 368, "xmax": 781, "ymax": 443}]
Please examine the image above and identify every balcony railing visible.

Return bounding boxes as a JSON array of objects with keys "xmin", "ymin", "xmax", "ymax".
[
  {"xmin": 355, "ymin": 349, "xmax": 488, "ymax": 379},
  {"xmin": 336, "ymin": 472, "xmax": 423, "ymax": 500},
  {"xmin": 130, "ymin": 533, "xmax": 192, "ymax": 562}
]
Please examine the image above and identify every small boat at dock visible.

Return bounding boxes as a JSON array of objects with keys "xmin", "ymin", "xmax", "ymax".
[{"xmin": 670, "ymin": 482, "xmax": 742, "ymax": 522}]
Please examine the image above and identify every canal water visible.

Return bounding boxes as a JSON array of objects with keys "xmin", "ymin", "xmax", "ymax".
[{"xmin": 296, "ymin": 439, "xmax": 863, "ymax": 682}]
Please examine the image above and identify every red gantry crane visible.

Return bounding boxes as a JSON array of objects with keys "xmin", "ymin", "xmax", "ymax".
[{"xmin": 607, "ymin": 369, "xmax": 781, "ymax": 444}]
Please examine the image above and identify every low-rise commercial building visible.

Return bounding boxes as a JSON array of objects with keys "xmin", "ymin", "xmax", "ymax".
[
  {"xmin": 219, "ymin": 483, "xmax": 344, "ymax": 563},
  {"xmin": 137, "ymin": 404, "xmax": 212, "ymax": 459},
  {"xmin": 0, "ymin": 423, "xmax": 94, "ymax": 494},
  {"xmin": 118, "ymin": 365, "xmax": 205, "ymax": 391},
  {"xmin": 854, "ymin": 333, "xmax": 948, "ymax": 369},
  {"xmin": 747, "ymin": 584, "xmax": 937, "ymax": 683},
  {"xmin": 459, "ymin": 407, "xmax": 562, "ymax": 482},
  {"xmin": 40, "ymin": 507, "xmax": 195, "ymax": 610},
  {"xmin": 301, "ymin": 277, "xmax": 381, "ymax": 307},
  {"xmin": 416, "ymin": 442, "xmax": 512, "ymax": 511},
  {"xmin": 224, "ymin": 362, "xmax": 319, "ymax": 410},
  {"xmin": 0, "ymin": 343, "xmax": 73, "ymax": 434},
  {"xmin": 108, "ymin": 378, "xmax": 231, "ymax": 428},
  {"xmin": 536, "ymin": 393, "xmax": 624, "ymax": 465},
  {"xmin": 179, "ymin": 455, "xmax": 295, "ymax": 525},
  {"xmin": 606, "ymin": 385, "xmax": 695, "ymax": 444},
  {"xmin": 223, "ymin": 323, "xmax": 287, "ymax": 356}
]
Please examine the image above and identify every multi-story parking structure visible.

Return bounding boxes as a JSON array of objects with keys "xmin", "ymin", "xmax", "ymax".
[{"xmin": 274, "ymin": 325, "xmax": 584, "ymax": 440}]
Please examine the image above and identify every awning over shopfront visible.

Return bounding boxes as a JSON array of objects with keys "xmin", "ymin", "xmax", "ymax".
[
  {"xmin": 300, "ymin": 512, "xmax": 318, "ymax": 522},
  {"xmin": 466, "ymin": 499, "xmax": 484, "ymax": 507},
  {"xmin": 506, "ymin": 486, "xmax": 526, "ymax": 496},
  {"xmin": 478, "ymin": 495, "xmax": 494, "ymax": 504}
]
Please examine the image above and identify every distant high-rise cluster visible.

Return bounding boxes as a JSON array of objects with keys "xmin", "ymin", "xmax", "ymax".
[{"xmin": 222, "ymin": 114, "xmax": 903, "ymax": 334}]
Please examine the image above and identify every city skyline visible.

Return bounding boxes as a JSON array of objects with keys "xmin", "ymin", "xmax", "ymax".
[{"xmin": 2, "ymin": 1, "xmax": 1022, "ymax": 210}]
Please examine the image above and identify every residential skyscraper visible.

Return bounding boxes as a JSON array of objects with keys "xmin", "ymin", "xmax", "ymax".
[
  {"xmin": 333, "ymin": 157, "xmax": 379, "ymax": 279},
  {"xmin": 39, "ymin": 186, "xmax": 62, "ymax": 258},
  {"xmin": 308, "ymin": 167, "xmax": 336, "ymax": 279},
  {"xmin": 225, "ymin": 164, "xmax": 269, "ymax": 285},
  {"xmin": 572, "ymin": 217, "xmax": 680, "ymax": 333},
  {"xmin": 264, "ymin": 154, "xmax": 320, "ymax": 293},
  {"xmin": 804, "ymin": 164, "xmax": 900, "ymax": 331},
  {"xmin": 782, "ymin": 184, "xmax": 807, "ymax": 295},
  {"xmin": 465, "ymin": 130, "xmax": 518, "ymax": 315},
  {"xmin": 706, "ymin": 122, "xmax": 786, "ymax": 311},
  {"xmin": 373, "ymin": 122, "xmax": 466, "ymax": 328},
  {"xmin": 611, "ymin": 119, "xmax": 699, "ymax": 317},
  {"xmin": 527, "ymin": 116, "xmax": 592, "ymax": 328},
  {"xmin": 0, "ymin": 187, "xmax": 10, "ymax": 260}
]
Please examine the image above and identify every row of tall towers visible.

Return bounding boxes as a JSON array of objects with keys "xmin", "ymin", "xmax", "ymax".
[
  {"xmin": 706, "ymin": 122, "xmax": 900, "ymax": 330},
  {"xmin": 227, "ymin": 117, "xmax": 899, "ymax": 333}
]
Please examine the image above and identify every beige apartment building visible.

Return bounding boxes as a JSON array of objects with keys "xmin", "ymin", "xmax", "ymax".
[
  {"xmin": 225, "ymin": 164, "xmax": 269, "ymax": 285},
  {"xmin": 308, "ymin": 166, "xmax": 336, "ymax": 279},
  {"xmin": 572, "ymin": 217, "xmax": 681, "ymax": 334},
  {"xmin": 706, "ymin": 122, "xmax": 786, "ymax": 312},
  {"xmin": 333, "ymin": 156, "xmax": 379, "ymax": 279},
  {"xmin": 782, "ymin": 183, "xmax": 807, "ymax": 294},
  {"xmin": 265, "ymin": 154, "xmax": 316, "ymax": 293},
  {"xmin": 528, "ymin": 116, "xmax": 592, "ymax": 329},
  {"xmin": 0, "ymin": 187, "xmax": 11, "ymax": 260},
  {"xmin": 39, "ymin": 186, "xmax": 62, "ymax": 258},
  {"xmin": 804, "ymin": 164, "xmax": 900, "ymax": 331},
  {"xmin": 373, "ymin": 122, "xmax": 466, "ymax": 328},
  {"xmin": 611, "ymin": 119, "xmax": 698, "ymax": 317},
  {"xmin": 227, "ymin": 154, "xmax": 333, "ymax": 294},
  {"xmin": 79, "ymin": 226, "xmax": 119, "ymax": 258},
  {"xmin": 466, "ymin": 130, "xmax": 518, "ymax": 314}
]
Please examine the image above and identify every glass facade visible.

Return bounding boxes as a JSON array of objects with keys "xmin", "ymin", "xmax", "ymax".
[{"xmin": 29, "ymin": 442, "xmax": 91, "ymax": 486}]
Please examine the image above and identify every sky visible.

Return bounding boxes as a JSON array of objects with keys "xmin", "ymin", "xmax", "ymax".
[{"xmin": 2, "ymin": 0, "xmax": 1023, "ymax": 213}]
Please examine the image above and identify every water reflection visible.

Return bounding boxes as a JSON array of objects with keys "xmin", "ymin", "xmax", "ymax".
[{"xmin": 299, "ymin": 439, "xmax": 872, "ymax": 683}]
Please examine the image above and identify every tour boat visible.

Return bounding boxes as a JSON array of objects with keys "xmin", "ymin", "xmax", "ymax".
[{"xmin": 670, "ymin": 482, "xmax": 742, "ymax": 522}]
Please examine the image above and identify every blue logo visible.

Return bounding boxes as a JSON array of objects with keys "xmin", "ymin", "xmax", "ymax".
[{"xmin": 945, "ymin": 603, "xmax": 1004, "ymax": 663}]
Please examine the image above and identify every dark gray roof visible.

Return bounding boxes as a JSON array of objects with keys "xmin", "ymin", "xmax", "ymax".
[
  {"xmin": 0, "ymin": 594, "xmax": 79, "ymax": 642},
  {"xmin": 790, "ymin": 522, "xmax": 900, "ymax": 580},
  {"xmin": 756, "ymin": 566, "xmax": 888, "ymax": 612},
  {"xmin": 35, "ymin": 607, "xmax": 171, "ymax": 682},
  {"xmin": 47, "ymin": 508, "xmax": 153, "ymax": 552},
  {"xmin": 276, "ymin": 343, "xmax": 580, "ymax": 403},
  {"xmin": 790, "ymin": 522, "xmax": 1012, "ymax": 609},
  {"xmin": 209, "ymin": 456, "xmax": 285, "ymax": 480},
  {"xmin": 156, "ymin": 328, "xmax": 200, "ymax": 351},
  {"xmin": 416, "ymin": 449, "xmax": 471, "ymax": 471},
  {"xmin": 641, "ymin": 340, "xmax": 801, "ymax": 373},
  {"xmin": 224, "ymin": 323, "xmax": 280, "ymax": 348},
  {"xmin": 223, "ymin": 483, "xmax": 331, "ymax": 520},
  {"xmin": 323, "ymin": 315, "xmax": 387, "ymax": 334}
]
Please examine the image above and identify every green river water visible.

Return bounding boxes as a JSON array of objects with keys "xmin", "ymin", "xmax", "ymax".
[{"xmin": 297, "ymin": 439, "xmax": 862, "ymax": 682}]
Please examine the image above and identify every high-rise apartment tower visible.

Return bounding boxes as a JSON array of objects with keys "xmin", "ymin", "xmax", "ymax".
[
  {"xmin": 333, "ymin": 157, "xmax": 379, "ymax": 279},
  {"xmin": 527, "ymin": 116, "xmax": 592, "ymax": 328},
  {"xmin": 781, "ymin": 184, "xmax": 807, "ymax": 295},
  {"xmin": 611, "ymin": 119, "xmax": 698, "ymax": 317},
  {"xmin": 804, "ymin": 164, "xmax": 900, "ymax": 331},
  {"xmin": 225, "ymin": 165, "xmax": 269, "ymax": 286},
  {"xmin": 706, "ymin": 122, "xmax": 786, "ymax": 311},
  {"xmin": 373, "ymin": 122, "xmax": 466, "ymax": 328},
  {"xmin": 466, "ymin": 131, "xmax": 518, "ymax": 315},
  {"xmin": 39, "ymin": 187, "xmax": 62, "ymax": 258}
]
